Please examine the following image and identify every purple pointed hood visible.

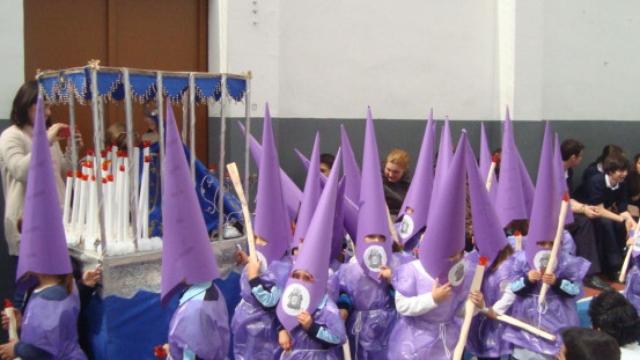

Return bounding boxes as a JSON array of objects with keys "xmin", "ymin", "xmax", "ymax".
[
  {"xmin": 292, "ymin": 133, "xmax": 322, "ymax": 249},
  {"xmin": 396, "ymin": 109, "xmax": 435, "ymax": 248},
  {"xmin": 553, "ymin": 134, "xmax": 574, "ymax": 224},
  {"xmin": 525, "ymin": 122, "xmax": 560, "ymax": 268},
  {"xmin": 479, "ymin": 122, "xmax": 499, "ymax": 202},
  {"xmin": 495, "ymin": 108, "xmax": 535, "ymax": 227},
  {"xmin": 355, "ymin": 108, "xmax": 393, "ymax": 281},
  {"xmin": 16, "ymin": 97, "xmax": 72, "ymax": 284},
  {"xmin": 432, "ymin": 116, "xmax": 453, "ymax": 193},
  {"xmin": 420, "ymin": 131, "xmax": 467, "ymax": 285},
  {"xmin": 340, "ymin": 125, "xmax": 361, "ymax": 204},
  {"xmin": 160, "ymin": 103, "xmax": 219, "ymax": 304},
  {"xmin": 464, "ymin": 136, "xmax": 507, "ymax": 264},
  {"xmin": 253, "ymin": 105, "xmax": 292, "ymax": 264},
  {"xmin": 332, "ymin": 179, "xmax": 347, "ymax": 261},
  {"xmin": 277, "ymin": 151, "xmax": 342, "ymax": 331},
  {"xmin": 236, "ymin": 120, "xmax": 302, "ymax": 221},
  {"xmin": 294, "ymin": 148, "xmax": 359, "ymax": 243}
]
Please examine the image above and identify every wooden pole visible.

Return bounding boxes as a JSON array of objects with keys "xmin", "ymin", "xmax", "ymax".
[
  {"xmin": 453, "ymin": 257, "xmax": 488, "ymax": 360},
  {"xmin": 619, "ymin": 224, "xmax": 639, "ymax": 283},
  {"xmin": 226, "ymin": 162, "xmax": 256, "ymax": 261},
  {"xmin": 538, "ymin": 193, "xmax": 570, "ymax": 305}
]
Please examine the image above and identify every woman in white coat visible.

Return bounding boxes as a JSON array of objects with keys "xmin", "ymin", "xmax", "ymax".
[{"xmin": 0, "ymin": 80, "xmax": 79, "ymax": 258}]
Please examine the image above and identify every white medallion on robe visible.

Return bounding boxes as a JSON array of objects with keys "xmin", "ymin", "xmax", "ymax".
[
  {"xmin": 448, "ymin": 260, "xmax": 466, "ymax": 287},
  {"xmin": 534, "ymin": 250, "xmax": 552, "ymax": 271},
  {"xmin": 282, "ymin": 284, "xmax": 310, "ymax": 316},
  {"xmin": 398, "ymin": 215, "xmax": 415, "ymax": 240},
  {"xmin": 363, "ymin": 245, "xmax": 387, "ymax": 272}
]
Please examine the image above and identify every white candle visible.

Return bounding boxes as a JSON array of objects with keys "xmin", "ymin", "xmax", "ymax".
[
  {"xmin": 63, "ymin": 171, "xmax": 73, "ymax": 228},
  {"xmin": 77, "ymin": 166, "xmax": 89, "ymax": 238},
  {"xmin": 107, "ymin": 174, "xmax": 115, "ymax": 240},
  {"xmin": 142, "ymin": 155, "xmax": 151, "ymax": 240},
  {"xmin": 122, "ymin": 157, "xmax": 130, "ymax": 243},
  {"xmin": 70, "ymin": 171, "xmax": 82, "ymax": 235},
  {"xmin": 114, "ymin": 156, "xmax": 125, "ymax": 242}
]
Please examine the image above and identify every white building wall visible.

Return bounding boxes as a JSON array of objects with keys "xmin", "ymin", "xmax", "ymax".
[{"xmin": 0, "ymin": 0, "xmax": 25, "ymax": 119}]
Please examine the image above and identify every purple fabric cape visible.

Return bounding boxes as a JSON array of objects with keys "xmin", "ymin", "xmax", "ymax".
[
  {"xmin": 20, "ymin": 288, "xmax": 86, "ymax": 359},
  {"xmin": 168, "ymin": 283, "xmax": 230, "ymax": 360}
]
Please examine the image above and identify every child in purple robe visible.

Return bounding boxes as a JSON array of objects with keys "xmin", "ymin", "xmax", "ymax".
[
  {"xmin": 466, "ymin": 245, "xmax": 516, "ymax": 360},
  {"xmin": 336, "ymin": 234, "xmax": 395, "ymax": 359},
  {"xmin": 165, "ymin": 281, "xmax": 229, "ymax": 360},
  {"xmin": 501, "ymin": 240, "xmax": 589, "ymax": 359},
  {"xmin": 232, "ymin": 248, "xmax": 292, "ymax": 360},
  {"xmin": 386, "ymin": 250, "xmax": 479, "ymax": 359},
  {"xmin": 277, "ymin": 269, "xmax": 347, "ymax": 359},
  {"xmin": 0, "ymin": 273, "xmax": 86, "ymax": 360}
]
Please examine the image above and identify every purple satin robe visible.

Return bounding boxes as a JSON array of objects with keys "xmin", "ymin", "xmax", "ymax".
[
  {"xmin": 168, "ymin": 284, "xmax": 230, "ymax": 360},
  {"xmin": 502, "ymin": 251, "xmax": 590, "ymax": 356},
  {"xmin": 338, "ymin": 259, "xmax": 396, "ymax": 359},
  {"xmin": 19, "ymin": 286, "xmax": 86, "ymax": 359},
  {"xmin": 387, "ymin": 253, "xmax": 477, "ymax": 360},
  {"xmin": 466, "ymin": 256, "xmax": 516, "ymax": 358},
  {"xmin": 275, "ymin": 295, "xmax": 347, "ymax": 360},
  {"xmin": 232, "ymin": 258, "xmax": 292, "ymax": 360}
]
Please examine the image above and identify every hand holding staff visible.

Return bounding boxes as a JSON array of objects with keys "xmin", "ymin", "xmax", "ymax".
[
  {"xmin": 453, "ymin": 256, "xmax": 488, "ymax": 360},
  {"xmin": 538, "ymin": 193, "xmax": 570, "ymax": 305},
  {"xmin": 226, "ymin": 162, "xmax": 257, "ymax": 261}
]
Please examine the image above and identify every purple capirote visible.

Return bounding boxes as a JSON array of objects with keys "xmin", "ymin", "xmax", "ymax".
[
  {"xmin": 419, "ymin": 131, "xmax": 467, "ymax": 282},
  {"xmin": 253, "ymin": 104, "xmax": 293, "ymax": 264},
  {"xmin": 160, "ymin": 102, "xmax": 220, "ymax": 304},
  {"xmin": 525, "ymin": 122, "xmax": 560, "ymax": 268},
  {"xmin": 396, "ymin": 109, "xmax": 435, "ymax": 249},
  {"xmin": 237, "ymin": 120, "xmax": 302, "ymax": 221},
  {"xmin": 16, "ymin": 96, "xmax": 72, "ymax": 284},
  {"xmin": 277, "ymin": 150, "xmax": 342, "ymax": 331},
  {"xmin": 355, "ymin": 108, "xmax": 392, "ymax": 282},
  {"xmin": 292, "ymin": 133, "xmax": 322, "ymax": 249},
  {"xmin": 494, "ymin": 108, "xmax": 535, "ymax": 228}
]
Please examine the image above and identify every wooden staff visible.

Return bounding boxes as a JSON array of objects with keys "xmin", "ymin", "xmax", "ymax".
[
  {"xmin": 495, "ymin": 313, "xmax": 556, "ymax": 341},
  {"xmin": 538, "ymin": 193, "xmax": 570, "ymax": 305},
  {"xmin": 619, "ymin": 224, "xmax": 640, "ymax": 283},
  {"xmin": 342, "ymin": 341, "xmax": 352, "ymax": 360},
  {"xmin": 453, "ymin": 256, "xmax": 488, "ymax": 360},
  {"xmin": 485, "ymin": 154, "xmax": 499, "ymax": 191},
  {"xmin": 226, "ymin": 162, "xmax": 257, "ymax": 261}
]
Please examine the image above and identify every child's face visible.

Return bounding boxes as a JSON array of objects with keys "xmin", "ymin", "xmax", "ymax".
[
  {"xmin": 319, "ymin": 162, "xmax": 331, "ymax": 177},
  {"xmin": 291, "ymin": 269, "xmax": 315, "ymax": 283},
  {"xmin": 609, "ymin": 169, "xmax": 628, "ymax": 185},
  {"xmin": 365, "ymin": 234, "xmax": 386, "ymax": 243},
  {"xmin": 384, "ymin": 162, "xmax": 405, "ymax": 183}
]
